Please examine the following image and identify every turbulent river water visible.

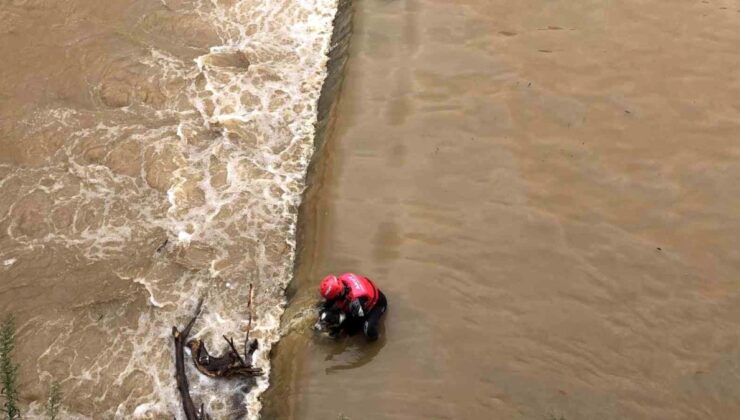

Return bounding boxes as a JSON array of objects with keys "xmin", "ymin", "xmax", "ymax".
[{"xmin": 1, "ymin": 0, "xmax": 339, "ymax": 418}]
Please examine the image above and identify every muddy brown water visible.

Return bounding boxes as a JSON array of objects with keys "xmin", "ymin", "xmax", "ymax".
[
  {"xmin": 1, "ymin": 0, "xmax": 338, "ymax": 418},
  {"xmin": 264, "ymin": 0, "xmax": 740, "ymax": 419}
]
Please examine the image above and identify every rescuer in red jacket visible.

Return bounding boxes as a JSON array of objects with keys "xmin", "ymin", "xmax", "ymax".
[{"xmin": 317, "ymin": 272, "xmax": 387, "ymax": 341}]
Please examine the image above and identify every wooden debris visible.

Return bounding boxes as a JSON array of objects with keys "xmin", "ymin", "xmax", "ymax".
[
  {"xmin": 171, "ymin": 284, "xmax": 263, "ymax": 418},
  {"xmin": 186, "ymin": 337, "xmax": 262, "ymax": 378},
  {"xmin": 186, "ymin": 284, "xmax": 262, "ymax": 378},
  {"xmin": 172, "ymin": 298, "xmax": 207, "ymax": 420},
  {"xmin": 244, "ymin": 284, "xmax": 254, "ymax": 362}
]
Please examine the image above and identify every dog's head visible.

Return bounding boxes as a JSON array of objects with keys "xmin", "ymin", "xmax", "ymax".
[{"xmin": 313, "ymin": 308, "xmax": 346, "ymax": 333}]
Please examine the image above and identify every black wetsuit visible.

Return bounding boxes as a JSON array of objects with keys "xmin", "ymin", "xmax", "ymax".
[{"xmin": 321, "ymin": 287, "xmax": 388, "ymax": 341}]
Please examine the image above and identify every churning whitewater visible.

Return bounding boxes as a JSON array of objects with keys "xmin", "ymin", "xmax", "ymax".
[{"xmin": 0, "ymin": 0, "xmax": 339, "ymax": 418}]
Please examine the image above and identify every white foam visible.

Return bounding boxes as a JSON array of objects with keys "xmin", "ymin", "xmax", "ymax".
[
  {"xmin": 133, "ymin": 277, "xmax": 166, "ymax": 308},
  {"xmin": 177, "ymin": 231, "xmax": 192, "ymax": 242},
  {"xmin": 10, "ymin": 0, "xmax": 340, "ymax": 418},
  {"xmin": 132, "ymin": 402, "xmax": 162, "ymax": 417}
]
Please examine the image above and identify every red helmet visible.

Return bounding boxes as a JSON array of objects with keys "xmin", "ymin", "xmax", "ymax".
[{"xmin": 320, "ymin": 275, "xmax": 342, "ymax": 300}]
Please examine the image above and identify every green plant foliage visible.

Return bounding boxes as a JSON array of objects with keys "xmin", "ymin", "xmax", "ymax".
[
  {"xmin": 46, "ymin": 380, "xmax": 62, "ymax": 420},
  {"xmin": 0, "ymin": 316, "xmax": 20, "ymax": 420}
]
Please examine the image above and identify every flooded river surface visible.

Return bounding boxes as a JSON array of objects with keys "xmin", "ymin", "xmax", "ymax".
[
  {"xmin": 1, "ymin": 0, "xmax": 338, "ymax": 417},
  {"xmin": 265, "ymin": 1, "xmax": 740, "ymax": 419}
]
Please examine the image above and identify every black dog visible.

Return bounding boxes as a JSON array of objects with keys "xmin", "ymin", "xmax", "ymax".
[
  {"xmin": 314, "ymin": 306, "xmax": 372, "ymax": 338},
  {"xmin": 313, "ymin": 307, "xmax": 347, "ymax": 338}
]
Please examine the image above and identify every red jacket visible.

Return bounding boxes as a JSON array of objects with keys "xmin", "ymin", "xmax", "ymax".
[{"xmin": 335, "ymin": 273, "xmax": 380, "ymax": 313}]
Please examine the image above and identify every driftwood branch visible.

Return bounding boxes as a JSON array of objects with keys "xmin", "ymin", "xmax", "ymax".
[
  {"xmin": 243, "ymin": 284, "xmax": 254, "ymax": 359},
  {"xmin": 223, "ymin": 335, "xmax": 247, "ymax": 367},
  {"xmin": 187, "ymin": 335, "xmax": 263, "ymax": 378},
  {"xmin": 185, "ymin": 284, "xmax": 262, "ymax": 379},
  {"xmin": 171, "ymin": 284, "xmax": 262, "ymax": 418},
  {"xmin": 172, "ymin": 298, "xmax": 205, "ymax": 420}
]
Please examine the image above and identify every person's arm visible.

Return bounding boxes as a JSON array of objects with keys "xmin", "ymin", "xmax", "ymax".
[
  {"xmin": 348, "ymin": 297, "xmax": 370, "ymax": 318},
  {"xmin": 319, "ymin": 298, "xmax": 339, "ymax": 312}
]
